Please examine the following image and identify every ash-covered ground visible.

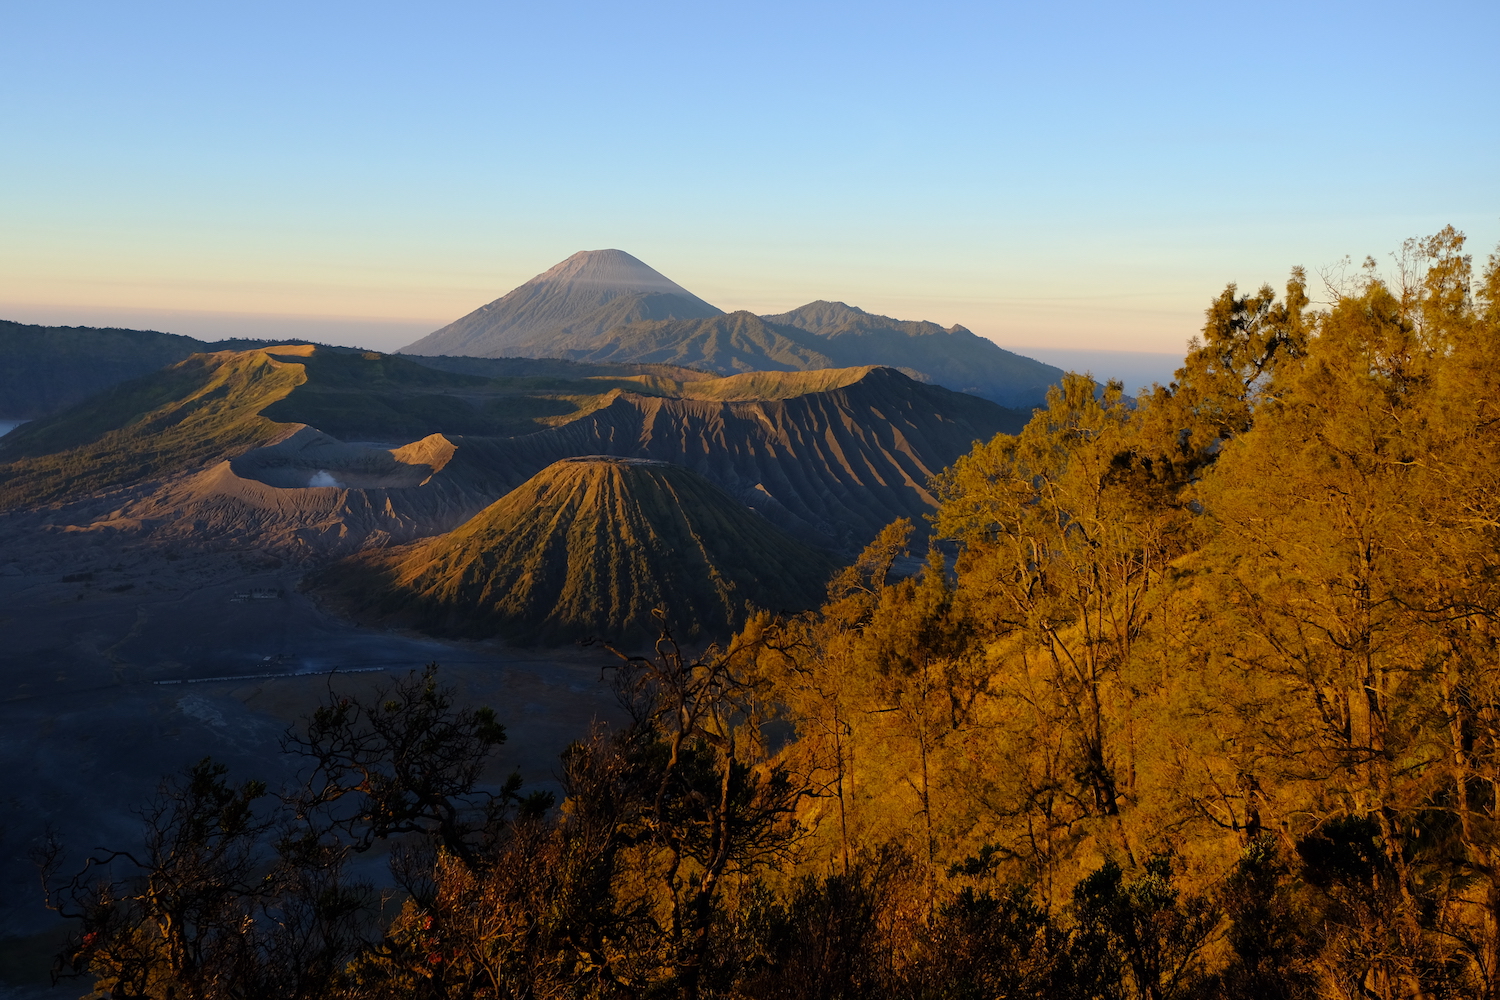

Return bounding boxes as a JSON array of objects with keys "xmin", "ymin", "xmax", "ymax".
[{"xmin": 0, "ymin": 515, "xmax": 629, "ymax": 992}]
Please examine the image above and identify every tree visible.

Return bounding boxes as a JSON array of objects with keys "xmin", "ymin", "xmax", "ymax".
[
  {"xmin": 1065, "ymin": 856, "xmax": 1218, "ymax": 1000},
  {"xmin": 41, "ymin": 758, "xmax": 365, "ymax": 1000},
  {"xmin": 285, "ymin": 664, "xmax": 550, "ymax": 876},
  {"xmin": 1187, "ymin": 228, "xmax": 1500, "ymax": 997},
  {"xmin": 932, "ymin": 373, "xmax": 1185, "ymax": 875},
  {"xmin": 594, "ymin": 620, "xmax": 806, "ymax": 1000},
  {"xmin": 742, "ymin": 519, "xmax": 916, "ymax": 875}
]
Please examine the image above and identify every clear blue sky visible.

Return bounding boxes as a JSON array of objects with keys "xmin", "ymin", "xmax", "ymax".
[{"xmin": 1, "ymin": 0, "xmax": 1495, "ymax": 359}]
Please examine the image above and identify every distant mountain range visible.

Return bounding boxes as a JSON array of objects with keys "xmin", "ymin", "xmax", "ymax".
[
  {"xmin": 0, "ymin": 342, "xmax": 1017, "ymax": 639},
  {"xmin": 400, "ymin": 250, "xmax": 1064, "ymax": 409},
  {"xmin": 0, "ymin": 251, "xmax": 1062, "ymax": 642}
]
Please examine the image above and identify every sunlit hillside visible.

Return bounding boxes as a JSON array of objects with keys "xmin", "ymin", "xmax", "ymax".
[{"xmin": 316, "ymin": 456, "xmax": 838, "ymax": 643}]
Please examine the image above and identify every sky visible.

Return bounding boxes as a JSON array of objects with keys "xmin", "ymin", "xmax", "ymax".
[{"xmin": 1, "ymin": 0, "xmax": 1496, "ymax": 373}]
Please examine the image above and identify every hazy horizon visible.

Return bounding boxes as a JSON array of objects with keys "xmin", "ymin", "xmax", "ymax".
[
  {"xmin": 2, "ymin": 1, "xmax": 1494, "ymax": 357},
  {"xmin": 0, "ymin": 294, "xmax": 1188, "ymax": 394}
]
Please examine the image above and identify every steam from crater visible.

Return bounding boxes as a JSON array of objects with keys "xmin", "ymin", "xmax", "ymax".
[{"xmin": 308, "ymin": 470, "xmax": 343, "ymax": 488}]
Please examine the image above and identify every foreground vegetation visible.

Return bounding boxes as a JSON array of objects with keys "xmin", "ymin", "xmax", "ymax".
[{"xmin": 41, "ymin": 229, "xmax": 1500, "ymax": 998}]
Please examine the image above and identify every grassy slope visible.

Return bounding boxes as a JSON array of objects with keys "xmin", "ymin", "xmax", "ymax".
[
  {"xmin": 258, "ymin": 349, "xmax": 503, "ymax": 439},
  {"xmin": 0, "ymin": 348, "xmax": 309, "ymax": 507},
  {"xmin": 0, "ymin": 320, "xmax": 281, "ymax": 419},
  {"xmin": 320, "ymin": 458, "xmax": 838, "ymax": 644},
  {"xmin": 261, "ymin": 352, "xmax": 685, "ymax": 439}
]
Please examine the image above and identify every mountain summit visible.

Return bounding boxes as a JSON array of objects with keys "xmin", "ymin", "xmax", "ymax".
[
  {"xmin": 532, "ymin": 248, "xmax": 703, "ymax": 294},
  {"xmin": 401, "ymin": 249, "xmax": 723, "ymax": 357}
]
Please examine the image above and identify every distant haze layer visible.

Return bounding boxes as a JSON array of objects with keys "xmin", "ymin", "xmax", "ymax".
[
  {"xmin": 0, "ymin": 303, "xmax": 434, "ymax": 354},
  {"xmin": 2, "ymin": 3, "xmax": 1493, "ymax": 360},
  {"xmin": 1007, "ymin": 348, "xmax": 1186, "ymax": 395}
]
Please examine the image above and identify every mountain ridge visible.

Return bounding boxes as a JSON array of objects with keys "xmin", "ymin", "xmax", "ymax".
[
  {"xmin": 0, "ymin": 319, "xmax": 279, "ymax": 419},
  {"xmin": 764, "ymin": 300, "xmax": 1065, "ymax": 408}
]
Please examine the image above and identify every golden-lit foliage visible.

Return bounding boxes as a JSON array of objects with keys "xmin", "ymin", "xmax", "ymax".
[{"xmin": 737, "ymin": 226, "xmax": 1500, "ymax": 997}]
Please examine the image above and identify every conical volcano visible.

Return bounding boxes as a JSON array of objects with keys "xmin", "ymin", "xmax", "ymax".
[
  {"xmin": 402, "ymin": 250, "xmax": 723, "ymax": 358},
  {"xmin": 316, "ymin": 456, "xmax": 836, "ymax": 644}
]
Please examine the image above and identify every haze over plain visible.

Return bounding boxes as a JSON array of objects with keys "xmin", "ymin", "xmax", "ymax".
[{"xmin": 2, "ymin": 0, "xmax": 1494, "ymax": 381}]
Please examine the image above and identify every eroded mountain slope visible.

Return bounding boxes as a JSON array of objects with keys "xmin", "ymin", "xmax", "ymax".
[
  {"xmin": 315, "ymin": 457, "xmax": 837, "ymax": 643},
  {"xmin": 446, "ymin": 366, "xmax": 1015, "ymax": 552}
]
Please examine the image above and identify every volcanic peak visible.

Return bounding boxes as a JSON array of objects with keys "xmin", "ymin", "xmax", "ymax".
[
  {"xmin": 528, "ymin": 249, "xmax": 705, "ymax": 296},
  {"xmin": 401, "ymin": 250, "xmax": 723, "ymax": 357},
  {"xmin": 316, "ymin": 456, "xmax": 836, "ymax": 644}
]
